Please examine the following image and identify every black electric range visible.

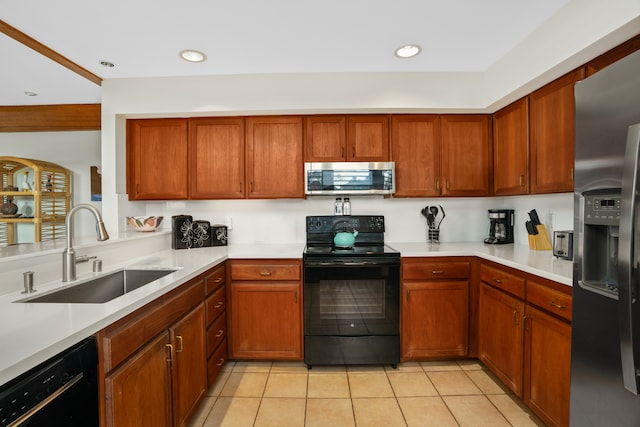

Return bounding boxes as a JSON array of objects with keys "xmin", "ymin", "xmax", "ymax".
[{"xmin": 303, "ymin": 215, "xmax": 400, "ymax": 368}]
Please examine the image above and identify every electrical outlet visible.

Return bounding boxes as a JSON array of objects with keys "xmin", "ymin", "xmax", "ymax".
[{"xmin": 225, "ymin": 216, "xmax": 233, "ymax": 230}]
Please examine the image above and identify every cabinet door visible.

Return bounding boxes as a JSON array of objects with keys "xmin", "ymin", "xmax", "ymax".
[
  {"xmin": 230, "ymin": 282, "xmax": 302, "ymax": 359},
  {"xmin": 529, "ymin": 69, "xmax": 584, "ymax": 194},
  {"xmin": 304, "ymin": 115, "xmax": 346, "ymax": 161},
  {"xmin": 478, "ymin": 282, "xmax": 524, "ymax": 396},
  {"xmin": 524, "ymin": 305, "xmax": 571, "ymax": 427},
  {"xmin": 347, "ymin": 115, "xmax": 389, "ymax": 161},
  {"xmin": 104, "ymin": 332, "xmax": 172, "ymax": 427},
  {"xmin": 401, "ymin": 281, "xmax": 469, "ymax": 359},
  {"xmin": 189, "ymin": 118, "xmax": 245, "ymax": 199},
  {"xmin": 391, "ymin": 115, "xmax": 441, "ymax": 197},
  {"xmin": 127, "ymin": 118, "xmax": 189, "ymax": 200},
  {"xmin": 493, "ymin": 99, "xmax": 529, "ymax": 195},
  {"xmin": 170, "ymin": 304, "xmax": 207, "ymax": 427},
  {"xmin": 440, "ymin": 115, "xmax": 492, "ymax": 196},
  {"xmin": 246, "ymin": 116, "xmax": 304, "ymax": 198}
]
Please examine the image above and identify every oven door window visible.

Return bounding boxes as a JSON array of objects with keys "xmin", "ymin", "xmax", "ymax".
[{"xmin": 304, "ymin": 263, "xmax": 399, "ymax": 336}]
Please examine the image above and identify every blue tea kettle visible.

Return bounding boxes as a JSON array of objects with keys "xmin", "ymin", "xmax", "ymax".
[{"xmin": 333, "ymin": 228, "xmax": 359, "ymax": 248}]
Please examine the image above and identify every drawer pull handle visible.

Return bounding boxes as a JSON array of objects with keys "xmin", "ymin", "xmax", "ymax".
[
  {"xmin": 214, "ymin": 301, "xmax": 224, "ymax": 308},
  {"xmin": 216, "ymin": 358, "xmax": 225, "ymax": 367},
  {"xmin": 493, "ymin": 278, "xmax": 503, "ymax": 284},
  {"xmin": 214, "ymin": 277, "xmax": 223, "ymax": 283},
  {"xmin": 513, "ymin": 310, "xmax": 519, "ymax": 326},
  {"xmin": 215, "ymin": 330, "xmax": 224, "ymax": 338},
  {"xmin": 176, "ymin": 336, "xmax": 184, "ymax": 353},
  {"xmin": 166, "ymin": 344, "xmax": 173, "ymax": 362},
  {"xmin": 431, "ymin": 270, "xmax": 444, "ymax": 275},
  {"xmin": 550, "ymin": 301, "xmax": 566, "ymax": 309},
  {"xmin": 260, "ymin": 271, "xmax": 272, "ymax": 276}
]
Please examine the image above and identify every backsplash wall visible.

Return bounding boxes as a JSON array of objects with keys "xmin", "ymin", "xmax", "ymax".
[{"xmin": 142, "ymin": 193, "xmax": 573, "ymax": 246}]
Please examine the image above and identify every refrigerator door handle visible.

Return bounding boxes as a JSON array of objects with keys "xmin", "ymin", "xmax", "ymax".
[{"xmin": 618, "ymin": 123, "xmax": 640, "ymax": 394}]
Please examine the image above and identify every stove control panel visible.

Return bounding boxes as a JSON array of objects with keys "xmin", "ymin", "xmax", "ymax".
[{"xmin": 306, "ymin": 215, "xmax": 385, "ymax": 233}]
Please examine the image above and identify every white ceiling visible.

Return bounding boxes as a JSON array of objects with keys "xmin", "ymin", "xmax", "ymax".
[{"xmin": 0, "ymin": 0, "xmax": 575, "ymax": 106}]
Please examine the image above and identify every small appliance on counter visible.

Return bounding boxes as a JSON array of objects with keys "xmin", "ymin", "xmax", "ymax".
[
  {"xmin": 484, "ymin": 209, "xmax": 514, "ymax": 244},
  {"xmin": 553, "ymin": 230, "xmax": 573, "ymax": 260}
]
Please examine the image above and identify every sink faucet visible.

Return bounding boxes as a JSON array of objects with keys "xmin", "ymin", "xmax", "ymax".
[{"xmin": 62, "ymin": 204, "xmax": 110, "ymax": 282}]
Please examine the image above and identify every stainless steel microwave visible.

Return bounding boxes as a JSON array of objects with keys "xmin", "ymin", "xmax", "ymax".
[{"xmin": 304, "ymin": 162, "xmax": 395, "ymax": 195}]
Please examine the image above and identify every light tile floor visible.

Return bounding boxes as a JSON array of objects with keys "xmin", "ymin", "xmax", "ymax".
[{"xmin": 188, "ymin": 360, "xmax": 546, "ymax": 427}]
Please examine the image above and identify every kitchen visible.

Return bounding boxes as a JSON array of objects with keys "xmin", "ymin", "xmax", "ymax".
[{"xmin": 1, "ymin": 1, "xmax": 640, "ymax": 426}]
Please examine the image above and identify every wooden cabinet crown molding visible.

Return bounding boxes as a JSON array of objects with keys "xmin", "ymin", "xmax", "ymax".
[{"xmin": 0, "ymin": 104, "xmax": 101, "ymax": 132}]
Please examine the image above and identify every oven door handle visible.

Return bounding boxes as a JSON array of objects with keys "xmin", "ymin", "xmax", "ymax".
[{"xmin": 305, "ymin": 260, "xmax": 398, "ymax": 267}]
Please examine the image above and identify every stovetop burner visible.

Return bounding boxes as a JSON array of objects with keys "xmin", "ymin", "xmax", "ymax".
[
  {"xmin": 304, "ymin": 244, "xmax": 398, "ymax": 256},
  {"xmin": 304, "ymin": 215, "xmax": 399, "ymax": 259}
]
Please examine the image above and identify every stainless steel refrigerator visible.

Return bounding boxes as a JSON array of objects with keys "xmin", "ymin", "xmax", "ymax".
[{"xmin": 573, "ymin": 49, "xmax": 640, "ymax": 426}]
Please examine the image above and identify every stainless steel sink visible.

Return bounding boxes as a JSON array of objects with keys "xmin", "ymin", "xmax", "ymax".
[{"xmin": 19, "ymin": 268, "xmax": 178, "ymax": 303}]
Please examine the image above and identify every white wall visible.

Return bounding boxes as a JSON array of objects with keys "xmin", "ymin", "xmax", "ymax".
[
  {"xmin": 142, "ymin": 193, "xmax": 573, "ymax": 246},
  {"xmin": 0, "ymin": 131, "xmax": 101, "ymax": 241}
]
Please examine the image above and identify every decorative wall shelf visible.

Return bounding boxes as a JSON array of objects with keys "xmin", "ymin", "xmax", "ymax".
[{"xmin": 0, "ymin": 156, "xmax": 71, "ymax": 244}]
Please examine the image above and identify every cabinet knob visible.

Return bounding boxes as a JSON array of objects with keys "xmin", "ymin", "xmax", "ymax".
[
  {"xmin": 214, "ymin": 301, "xmax": 224, "ymax": 308},
  {"xmin": 493, "ymin": 278, "xmax": 503, "ymax": 284},
  {"xmin": 215, "ymin": 329, "xmax": 224, "ymax": 338},
  {"xmin": 216, "ymin": 358, "xmax": 225, "ymax": 367}
]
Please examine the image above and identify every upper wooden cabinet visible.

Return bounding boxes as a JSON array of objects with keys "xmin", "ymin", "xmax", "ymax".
[
  {"xmin": 391, "ymin": 115, "xmax": 491, "ymax": 197},
  {"xmin": 127, "ymin": 118, "xmax": 189, "ymax": 200},
  {"xmin": 189, "ymin": 118, "xmax": 245, "ymax": 199},
  {"xmin": 493, "ymin": 98, "xmax": 529, "ymax": 196},
  {"xmin": 440, "ymin": 115, "xmax": 492, "ymax": 196},
  {"xmin": 304, "ymin": 115, "xmax": 347, "ymax": 162},
  {"xmin": 391, "ymin": 115, "xmax": 441, "ymax": 197},
  {"xmin": 347, "ymin": 115, "xmax": 390, "ymax": 161},
  {"xmin": 585, "ymin": 33, "xmax": 640, "ymax": 76},
  {"xmin": 304, "ymin": 115, "xmax": 389, "ymax": 162},
  {"xmin": 246, "ymin": 116, "xmax": 304, "ymax": 199},
  {"xmin": 529, "ymin": 68, "xmax": 584, "ymax": 194}
]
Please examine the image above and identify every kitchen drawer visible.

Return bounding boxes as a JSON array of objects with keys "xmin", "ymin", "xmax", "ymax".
[
  {"xmin": 480, "ymin": 264, "xmax": 525, "ymax": 299},
  {"xmin": 526, "ymin": 280, "xmax": 572, "ymax": 322},
  {"xmin": 230, "ymin": 261, "xmax": 301, "ymax": 281},
  {"xmin": 403, "ymin": 261, "xmax": 470, "ymax": 280},
  {"xmin": 207, "ymin": 312, "xmax": 227, "ymax": 357},
  {"xmin": 205, "ymin": 264, "xmax": 225, "ymax": 295},
  {"xmin": 207, "ymin": 339, "xmax": 228, "ymax": 387},
  {"xmin": 205, "ymin": 286, "xmax": 226, "ymax": 326}
]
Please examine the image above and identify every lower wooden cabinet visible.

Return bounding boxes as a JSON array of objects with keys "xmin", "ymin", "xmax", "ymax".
[
  {"xmin": 478, "ymin": 261, "xmax": 571, "ymax": 427},
  {"xmin": 204, "ymin": 264, "xmax": 228, "ymax": 387},
  {"xmin": 524, "ymin": 305, "xmax": 571, "ymax": 427},
  {"xmin": 478, "ymin": 281, "xmax": 525, "ymax": 396},
  {"xmin": 170, "ymin": 304, "xmax": 207, "ymax": 427},
  {"xmin": 104, "ymin": 332, "xmax": 173, "ymax": 427},
  {"xmin": 401, "ymin": 258, "xmax": 470, "ymax": 359},
  {"xmin": 97, "ymin": 266, "xmax": 223, "ymax": 427},
  {"xmin": 228, "ymin": 259, "xmax": 302, "ymax": 360}
]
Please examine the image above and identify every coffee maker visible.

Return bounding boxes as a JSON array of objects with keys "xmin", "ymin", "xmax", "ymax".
[{"xmin": 484, "ymin": 209, "xmax": 515, "ymax": 244}]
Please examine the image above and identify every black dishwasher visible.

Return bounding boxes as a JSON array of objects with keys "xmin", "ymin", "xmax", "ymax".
[{"xmin": 0, "ymin": 336, "xmax": 98, "ymax": 427}]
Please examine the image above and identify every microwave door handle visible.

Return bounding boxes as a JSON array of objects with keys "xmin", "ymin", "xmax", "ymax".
[{"xmin": 619, "ymin": 123, "xmax": 640, "ymax": 394}]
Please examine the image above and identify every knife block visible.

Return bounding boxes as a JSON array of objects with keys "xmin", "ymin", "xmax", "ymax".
[{"xmin": 529, "ymin": 224, "xmax": 553, "ymax": 250}]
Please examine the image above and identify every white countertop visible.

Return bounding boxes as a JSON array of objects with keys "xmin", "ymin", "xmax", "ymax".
[
  {"xmin": 388, "ymin": 242, "xmax": 573, "ymax": 286},
  {"xmin": 0, "ymin": 238, "xmax": 570, "ymax": 386}
]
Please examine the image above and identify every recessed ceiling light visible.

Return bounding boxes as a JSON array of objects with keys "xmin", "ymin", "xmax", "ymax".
[
  {"xmin": 100, "ymin": 60, "xmax": 115, "ymax": 68},
  {"xmin": 179, "ymin": 50, "xmax": 207, "ymax": 63},
  {"xmin": 24, "ymin": 91, "xmax": 38, "ymax": 97},
  {"xmin": 394, "ymin": 44, "xmax": 422, "ymax": 59}
]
